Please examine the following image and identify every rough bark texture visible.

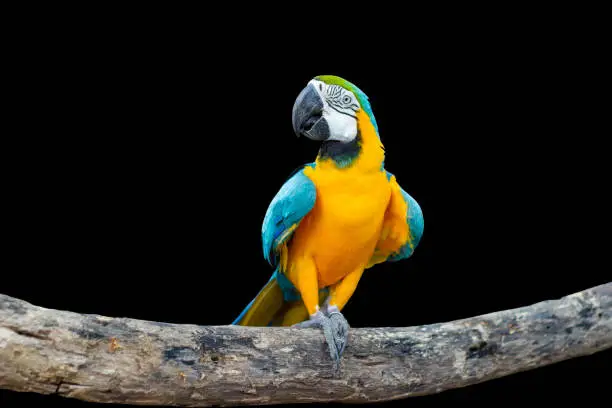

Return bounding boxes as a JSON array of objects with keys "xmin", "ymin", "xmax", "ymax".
[{"xmin": 1, "ymin": 283, "xmax": 611, "ymax": 406}]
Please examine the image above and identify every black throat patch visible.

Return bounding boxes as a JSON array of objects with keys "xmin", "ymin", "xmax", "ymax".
[{"xmin": 318, "ymin": 132, "xmax": 362, "ymax": 169}]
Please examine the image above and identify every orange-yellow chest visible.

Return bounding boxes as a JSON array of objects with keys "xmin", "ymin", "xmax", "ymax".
[{"xmin": 288, "ymin": 111, "xmax": 390, "ymax": 287}]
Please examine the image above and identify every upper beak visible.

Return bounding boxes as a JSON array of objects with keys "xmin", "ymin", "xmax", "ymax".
[{"xmin": 291, "ymin": 83, "xmax": 329, "ymax": 141}]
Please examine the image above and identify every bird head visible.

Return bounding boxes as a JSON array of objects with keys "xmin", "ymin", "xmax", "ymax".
[{"xmin": 291, "ymin": 75, "xmax": 379, "ymax": 143}]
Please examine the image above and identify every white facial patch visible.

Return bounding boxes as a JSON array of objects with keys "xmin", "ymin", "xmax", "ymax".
[{"xmin": 309, "ymin": 79, "xmax": 360, "ymax": 143}]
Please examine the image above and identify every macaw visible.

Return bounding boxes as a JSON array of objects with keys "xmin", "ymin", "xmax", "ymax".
[{"xmin": 233, "ymin": 75, "xmax": 424, "ymax": 367}]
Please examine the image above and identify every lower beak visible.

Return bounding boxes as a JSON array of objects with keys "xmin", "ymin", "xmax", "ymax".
[{"xmin": 291, "ymin": 83, "xmax": 329, "ymax": 141}]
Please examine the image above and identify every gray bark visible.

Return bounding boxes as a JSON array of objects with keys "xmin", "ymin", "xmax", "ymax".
[{"xmin": 1, "ymin": 283, "xmax": 611, "ymax": 406}]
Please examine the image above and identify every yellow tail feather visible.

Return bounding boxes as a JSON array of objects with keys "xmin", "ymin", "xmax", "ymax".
[
  {"xmin": 235, "ymin": 277, "xmax": 329, "ymax": 327},
  {"xmin": 237, "ymin": 278, "xmax": 285, "ymax": 326}
]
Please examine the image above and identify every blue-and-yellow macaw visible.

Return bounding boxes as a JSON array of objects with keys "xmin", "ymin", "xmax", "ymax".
[{"xmin": 233, "ymin": 75, "xmax": 424, "ymax": 366}]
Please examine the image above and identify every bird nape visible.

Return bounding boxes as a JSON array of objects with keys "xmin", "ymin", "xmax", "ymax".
[{"xmin": 232, "ymin": 75, "xmax": 424, "ymax": 369}]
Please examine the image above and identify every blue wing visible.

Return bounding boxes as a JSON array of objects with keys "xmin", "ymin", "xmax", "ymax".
[
  {"xmin": 261, "ymin": 165, "xmax": 317, "ymax": 267},
  {"xmin": 386, "ymin": 170, "xmax": 425, "ymax": 262},
  {"xmin": 232, "ymin": 166, "xmax": 317, "ymax": 326}
]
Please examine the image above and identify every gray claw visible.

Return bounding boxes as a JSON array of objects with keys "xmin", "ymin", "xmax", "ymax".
[
  {"xmin": 293, "ymin": 310, "xmax": 349, "ymax": 371},
  {"xmin": 328, "ymin": 311, "xmax": 349, "ymax": 357}
]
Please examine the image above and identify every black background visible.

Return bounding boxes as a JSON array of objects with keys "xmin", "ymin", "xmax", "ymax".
[{"xmin": 1, "ymin": 19, "xmax": 610, "ymax": 407}]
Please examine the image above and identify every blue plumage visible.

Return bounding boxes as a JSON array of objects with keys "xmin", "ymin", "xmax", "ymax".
[
  {"xmin": 233, "ymin": 167, "xmax": 423, "ymax": 326},
  {"xmin": 385, "ymin": 170, "xmax": 425, "ymax": 262},
  {"xmin": 261, "ymin": 167, "xmax": 317, "ymax": 266},
  {"xmin": 233, "ymin": 169, "xmax": 317, "ymax": 326}
]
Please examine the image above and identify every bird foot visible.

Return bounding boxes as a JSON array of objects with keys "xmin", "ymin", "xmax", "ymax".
[
  {"xmin": 293, "ymin": 308, "xmax": 349, "ymax": 370},
  {"xmin": 327, "ymin": 308, "xmax": 349, "ymax": 357}
]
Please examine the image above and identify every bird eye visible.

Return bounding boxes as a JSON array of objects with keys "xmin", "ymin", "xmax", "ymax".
[
  {"xmin": 342, "ymin": 95, "xmax": 351, "ymax": 104},
  {"xmin": 319, "ymin": 83, "xmax": 323, "ymax": 91}
]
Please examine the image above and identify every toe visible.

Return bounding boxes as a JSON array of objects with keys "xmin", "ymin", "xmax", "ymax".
[
  {"xmin": 329, "ymin": 312, "xmax": 350, "ymax": 357},
  {"xmin": 292, "ymin": 310, "xmax": 327, "ymax": 328}
]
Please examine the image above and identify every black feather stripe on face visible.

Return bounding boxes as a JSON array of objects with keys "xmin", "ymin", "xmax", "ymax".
[{"xmin": 325, "ymin": 85, "xmax": 359, "ymax": 117}]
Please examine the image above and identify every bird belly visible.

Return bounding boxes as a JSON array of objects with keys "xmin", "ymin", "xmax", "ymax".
[
  {"xmin": 312, "ymin": 225, "xmax": 381, "ymax": 287},
  {"xmin": 290, "ymin": 172, "xmax": 391, "ymax": 288}
]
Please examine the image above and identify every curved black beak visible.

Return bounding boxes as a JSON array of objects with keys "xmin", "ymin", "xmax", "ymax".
[{"xmin": 291, "ymin": 83, "xmax": 330, "ymax": 141}]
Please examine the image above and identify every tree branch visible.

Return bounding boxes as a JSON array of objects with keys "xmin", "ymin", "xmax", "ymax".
[{"xmin": 1, "ymin": 283, "xmax": 611, "ymax": 406}]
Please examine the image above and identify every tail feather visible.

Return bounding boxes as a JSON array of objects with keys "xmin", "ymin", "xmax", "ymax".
[
  {"xmin": 232, "ymin": 272, "xmax": 283, "ymax": 326},
  {"xmin": 233, "ymin": 270, "xmax": 328, "ymax": 327}
]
